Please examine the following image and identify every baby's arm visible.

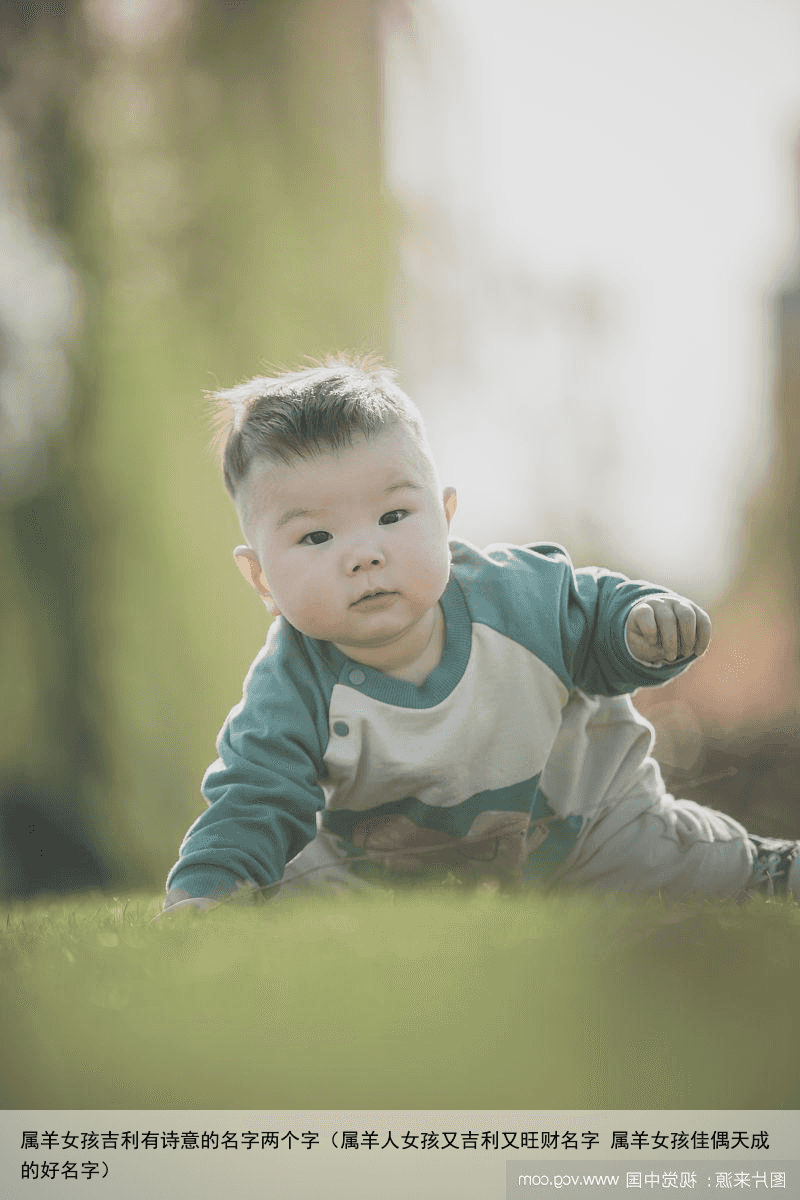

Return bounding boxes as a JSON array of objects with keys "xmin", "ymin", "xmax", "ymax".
[
  {"xmin": 162, "ymin": 629, "xmax": 328, "ymax": 914},
  {"xmin": 625, "ymin": 595, "xmax": 712, "ymax": 665},
  {"xmin": 523, "ymin": 544, "xmax": 711, "ymax": 694}
]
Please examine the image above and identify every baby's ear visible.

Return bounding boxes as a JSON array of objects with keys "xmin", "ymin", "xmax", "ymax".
[
  {"xmin": 443, "ymin": 487, "xmax": 457, "ymax": 526},
  {"xmin": 233, "ymin": 547, "xmax": 280, "ymax": 614}
]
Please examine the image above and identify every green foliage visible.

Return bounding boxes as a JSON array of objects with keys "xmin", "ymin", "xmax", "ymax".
[
  {"xmin": 2, "ymin": 888, "xmax": 798, "ymax": 1110},
  {"xmin": 1, "ymin": 1, "xmax": 398, "ymax": 892},
  {"xmin": 82, "ymin": 1, "xmax": 397, "ymax": 886}
]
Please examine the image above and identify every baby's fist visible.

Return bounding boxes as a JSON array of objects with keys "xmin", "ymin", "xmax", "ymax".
[{"xmin": 625, "ymin": 595, "xmax": 711, "ymax": 665}]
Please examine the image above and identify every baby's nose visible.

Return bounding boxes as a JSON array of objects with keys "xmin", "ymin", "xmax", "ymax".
[{"xmin": 347, "ymin": 544, "xmax": 386, "ymax": 573}]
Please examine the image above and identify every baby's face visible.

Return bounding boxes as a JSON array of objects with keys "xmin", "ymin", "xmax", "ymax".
[{"xmin": 236, "ymin": 426, "xmax": 454, "ymax": 662}]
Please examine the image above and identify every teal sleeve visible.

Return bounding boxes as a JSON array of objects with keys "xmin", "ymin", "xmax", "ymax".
[
  {"xmin": 165, "ymin": 632, "xmax": 329, "ymax": 902},
  {"xmin": 557, "ymin": 556, "xmax": 697, "ymax": 694},
  {"xmin": 450, "ymin": 541, "xmax": 698, "ymax": 696}
]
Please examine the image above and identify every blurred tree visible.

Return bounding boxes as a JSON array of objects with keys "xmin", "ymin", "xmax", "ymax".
[
  {"xmin": 772, "ymin": 253, "xmax": 800, "ymax": 624},
  {"xmin": 637, "ymin": 137, "xmax": 800, "ymax": 838},
  {"xmin": 0, "ymin": 1, "xmax": 111, "ymax": 895},
  {"xmin": 2, "ymin": 0, "xmax": 397, "ymax": 893},
  {"xmin": 730, "ymin": 135, "xmax": 800, "ymax": 687},
  {"xmin": 720, "ymin": 138, "xmax": 800, "ymax": 716}
]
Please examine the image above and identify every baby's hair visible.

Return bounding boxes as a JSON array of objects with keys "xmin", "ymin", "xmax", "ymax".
[{"xmin": 209, "ymin": 353, "xmax": 434, "ymax": 498}]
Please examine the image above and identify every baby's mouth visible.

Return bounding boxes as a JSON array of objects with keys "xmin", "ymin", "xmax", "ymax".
[{"xmin": 351, "ymin": 589, "xmax": 397, "ymax": 607}]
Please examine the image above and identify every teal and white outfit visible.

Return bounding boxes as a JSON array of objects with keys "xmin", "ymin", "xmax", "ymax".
[{"xmin": 166, "ymin": 540, "xmax": 796, "ymax": 905}]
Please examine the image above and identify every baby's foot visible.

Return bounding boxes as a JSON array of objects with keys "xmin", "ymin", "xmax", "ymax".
[{"xmin": 748, "ymin": 835, "xmax": 800, "ymax": 900}]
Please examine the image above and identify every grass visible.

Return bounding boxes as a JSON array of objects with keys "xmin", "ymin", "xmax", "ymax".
[{"xmin": 1, "ymin": 885, "xmax": 799, "ymax": 1110}]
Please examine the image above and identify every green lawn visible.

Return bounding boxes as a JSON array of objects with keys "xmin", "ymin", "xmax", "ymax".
[{"xmin": 1, "ymin": 886, "xmax": 798, "ymax": 1110}]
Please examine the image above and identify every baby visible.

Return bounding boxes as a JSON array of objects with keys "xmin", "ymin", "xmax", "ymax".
[{"xmin": 164, "ymin": 357, "xmax": 800, "ymax": 912}]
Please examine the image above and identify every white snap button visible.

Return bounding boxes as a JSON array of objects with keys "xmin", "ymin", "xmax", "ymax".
[{"xmin": 348, "ymin": 668, "xmax": 366, "ymax": 685}]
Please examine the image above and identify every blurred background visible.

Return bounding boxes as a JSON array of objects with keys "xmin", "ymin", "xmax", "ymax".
[{"xmin": 0, "ymin": 0, "xmax": 798, "ymax": 898}]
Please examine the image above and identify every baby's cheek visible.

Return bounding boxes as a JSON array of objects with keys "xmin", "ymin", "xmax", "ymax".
[
  {"xmin": 424, "ymin": 536, "xmax": 452, "ymax": 585},
  {"xmin": 410, "ymin": 558, "xmax": 448, "ymax": 604},
  {"xmin": 297, "ymin": 590, "xmax": 333, "ymax": 628},
  {"xmin": 271, "ymin": 575, "xmax": 322, "ymax": 631}
]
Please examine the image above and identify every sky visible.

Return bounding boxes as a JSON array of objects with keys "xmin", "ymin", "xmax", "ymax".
[{"xmin": 384, "ymin": 0, "xmax": 800, "ymax": 602}]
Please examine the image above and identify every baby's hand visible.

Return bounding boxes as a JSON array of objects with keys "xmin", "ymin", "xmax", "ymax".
[
  {"xmin": 625, "ymin": 595, "xmax": 711, "ymax": 665},
  {"xmin": 155, "ymin": 891, "xmax": 219, "ymax": 920}
]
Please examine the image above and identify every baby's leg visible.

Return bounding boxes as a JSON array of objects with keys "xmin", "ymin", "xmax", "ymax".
[{"xmin": 554, "ymin": 791, "xmax": 799, "ymax": 900}]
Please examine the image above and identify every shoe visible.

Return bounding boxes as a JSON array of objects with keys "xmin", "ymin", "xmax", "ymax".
[{"xmin": 748, "ymin": 835, "xmax": 800, "ymax": 899}]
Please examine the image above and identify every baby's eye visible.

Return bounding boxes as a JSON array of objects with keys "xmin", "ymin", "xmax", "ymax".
[
  {"xmin": 299, "ymin": 530, "xmax": 331, "ymax": 546},
  {"xmin": 379, "ymin": 509, "xmax": 408, "ymax": 525}
]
